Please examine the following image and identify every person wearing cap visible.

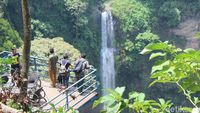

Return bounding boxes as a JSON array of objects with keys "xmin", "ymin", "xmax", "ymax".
[
  {"xmin": 9, "ymin": 47, "xmax": 21, "ymax": 76},
  {"xmin": 48, "ymin": 48, "xmax": 58, "ymax": 87}
]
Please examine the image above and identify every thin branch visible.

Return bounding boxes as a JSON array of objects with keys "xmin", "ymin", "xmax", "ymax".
[{"xmin": 176, "ymin": 81, "xmax": 198, "ymax": 108}]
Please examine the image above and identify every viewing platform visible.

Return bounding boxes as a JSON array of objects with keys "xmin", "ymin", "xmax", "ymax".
[
  {"xmin": 0, "ymin": 51, "xmax": 99, "ymax": 112},
  {"xmin": 37, "ymin": 68, "xmax": 98, "ymax": 112}
]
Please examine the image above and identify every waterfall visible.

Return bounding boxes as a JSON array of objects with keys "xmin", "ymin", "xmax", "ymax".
[{"xmin": 101, "ymin": 11, "xmax": 115, "ymax": 94}]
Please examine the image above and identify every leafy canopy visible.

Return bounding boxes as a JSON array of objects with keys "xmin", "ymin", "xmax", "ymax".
[
  {"xmin": 0, "ymin": 18, "xmax": 22, "ymax": 51},
  {"xmin": 19, "ymin": 37, "xmax": 81, "ymax": 62},
  {"xmin": 110, "ymin": 0, "xmax": 150, "ymax": 33},
  {"xmin": 122, "ymin": 31, "xmax": 160, "ymax": 62},
  {"xmin": 158, "ymin": 1, "xmax": 181, "ymax": 27}
]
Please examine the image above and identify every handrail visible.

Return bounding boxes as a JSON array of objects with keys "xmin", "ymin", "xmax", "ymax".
[
  {"xmin": 53, "ymin": 76, "xmax": 96, "ymax": 107},
  {"xmin": 39, "ymin": 68, "xmax": 98, "ymax": 111},
  {"xmin": 0, "ymin": 52, "xmax": 99, "ymax": 112},
  {"xmin": 53, "ymin": 75, "xmax": 96, "ymax": 106}
]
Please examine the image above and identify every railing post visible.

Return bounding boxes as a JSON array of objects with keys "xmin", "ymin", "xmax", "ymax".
[
  {"xmin": 34, "ymin": 57, "xmax": 37, "ymax": 71},
  {"xmin": 65, "ymin": 90, "xmax": 69, "ymax": 110},
  {"xmin": 65, "ymin": 82, "xmax": 69, "ymax": 110},
  {"xmin": 40, "ymin": 69, "xmax": 98, "ymax": 111}
]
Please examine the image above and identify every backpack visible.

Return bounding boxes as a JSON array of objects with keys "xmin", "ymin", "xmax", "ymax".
[
  {"xmin": 74, "ymin": 60, "xmax": 86, "ymax": 74},
  {"xmin": 59, "ymin": 60, "xmax": 70, "ymax": 74},
  {"xmin": 59, "ymin": 64, "xmax": 67, "ymax": 74}
]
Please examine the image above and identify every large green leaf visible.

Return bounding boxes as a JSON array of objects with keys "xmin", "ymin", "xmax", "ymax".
[
  {"xmin": 140, "ymin": 48, "xmax": 152, "ymax": 55},
  {"xmin": 151, "ymin": 60, "xmax": 170, "ymax": 74},
  {"xmin": 93, "ymin": 95, "xmax": 115, "ymax": 108},
  {"xmin": 137, "ymin": 93, "xmax": 145, "ymax": 102},
  {"xmin": 145, "ymin": 42, "xmax": 170, "ymax": 51},
  {"xmin": 149, "ymin": 80, "xmax": 159, "ymax": 87},
  {"xmin": 107, "ymin": 102, "xmax": 122, "ymax": 113},
  {"xmin": 149, "ymin": 52, "xmax": 166, "ymax": 60},
  {"xmin": 93, "ymin": 98, "xmax": 102, "ymax": 108},
  {"xmin": 158, "ymin": 98, "xmax": 165, "ymax": 105},
  {"xmin": 180, "ymin": 107, "xmax": 192, "ymax": 112},
  {"xmin": 115, "ymin": 87, "xmax": 125, "ymax": 96},
  {"xmin": 183, "ymin": 48, "xmax": 195, "ymax": 54},
  {"xmin": 106, "ymin": 89, "xmax": 122, "ymax": 101},
  {"xmin": 129, "ymin": 92, "xmax": 139, "ymax": 100}
]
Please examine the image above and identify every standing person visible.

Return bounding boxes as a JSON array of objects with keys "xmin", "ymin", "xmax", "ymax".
[
  {"xmin": 73, "ymin": 53, "xmax": 92, "ymax": 93},
  {"xmin": 9, "ymin": 47, "xmax": 21, "ymax": 76},
  {"xmin": 48, "ymin": 48, "xmax": 58, "ymax": 87},
  {"xmin": 58, "ymin": 53, "xmax": 71, "ymax": 89}
]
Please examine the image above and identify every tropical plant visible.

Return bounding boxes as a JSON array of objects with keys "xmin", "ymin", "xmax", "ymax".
[
  {"xmin": 141, "ymin": 42, "xmax": 200, "ymax": 112},
  {"xmin": 93, "ymin": 87, "xmax": 172, "ymax": 113},
  {"xmin": 94, "ymin": 42, "xmax": 200, "ymax": 113},
  {"xmin": 49, "ymin": 103, "xmax": 79, "ymax": 113}
]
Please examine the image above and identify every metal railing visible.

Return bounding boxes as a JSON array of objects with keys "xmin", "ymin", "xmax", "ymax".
[
  {"xmin": 0, "ymin": 51, "xmax": 99, "ymax": 111},
  {"xmin": 39, "ymin": 68, "xmax": 98, "ymax": 112}
]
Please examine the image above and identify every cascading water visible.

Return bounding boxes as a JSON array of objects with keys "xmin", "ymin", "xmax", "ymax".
[{"xmin": 101, "ymin": 11, "xmax": 115, "ymax": 95}]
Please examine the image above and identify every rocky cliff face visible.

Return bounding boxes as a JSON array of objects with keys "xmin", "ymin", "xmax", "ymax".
[{"xmin": 170, "ymin": 17, "xmax": 200, "ymax": 49}]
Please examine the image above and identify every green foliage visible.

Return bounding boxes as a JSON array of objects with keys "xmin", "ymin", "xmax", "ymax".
[
  {"xmin": 195, "ymin": 32, "xmax": 200, "ymax": 39},
  {"xmin": 158, "ymin": 1, "xmax": 181, "ymax": 27},
  {"xmin": 0, "ymin": 57, "xmax": 12, "ymax": 75},
  {"xmin": 31, "ymin": 19, "xmax": 54, "ymax": 39},
  {"xmin": 6, "ymin": 99, "xmax": 22, "ymax": 110},
  {"xmin": 122, "ymin": 31, "xmax": 160, "ymax": 62},
  {"xmin": 64, "ymin": 0, "xmax": 87, "ymax": 17},
  {"xmin": 64, "ymin": 0, "xmax": 88, "ymax": 34},
  {"xmin": 110, "ymin": 0, "xmax": 150, "ymax": 33},
  {"xmin": 93, "ymin": 87, "xmax": 172, "ymax": 113},
  {"xmin": 0, "ymin": 18, "xmax": 22, "ymax": 51},
  {"xmin": 133, "ymin": 31, "xmax": 160, "ymax": 52},
  {"xmin": 0, "ymin": 0, "xmax": 7, "ymax": 17},
  {"xmin": 141, "ymin": 42, "xmax": 200, "ymax": 108},
  {"xmin": 49, "ymin": 103, "xmax": 79, "ymax": 113},
  {"xmin": 19, "ymin": 37, "xmax": 81, "ymax": 62},
  {"xmin": 97, "ymin": 42, "xmax": 200, "ymax": 112},
  {"xmin": 5, "ymin": 0, "xmax": 100, "ymax": 67}
]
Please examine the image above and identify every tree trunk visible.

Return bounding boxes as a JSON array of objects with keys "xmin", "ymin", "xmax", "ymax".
[{"xmin": 21, "ymin": 0, "xmax": 31, "ymax": 96}]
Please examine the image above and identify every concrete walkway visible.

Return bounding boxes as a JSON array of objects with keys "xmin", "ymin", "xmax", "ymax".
[{"xmin": 40, "ymin": 80, "xmax": 97, "ymax": 110}]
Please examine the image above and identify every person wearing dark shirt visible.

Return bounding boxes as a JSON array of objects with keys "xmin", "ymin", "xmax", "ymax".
[{"xmin": 73, "ymin": 53, "xmax": 92, "ymax": 93}]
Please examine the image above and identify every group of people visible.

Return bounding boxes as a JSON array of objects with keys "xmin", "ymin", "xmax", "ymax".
[
  {"xmin": 48, "ymin": 48, "xmax": 92, "ymax": 93},
  {"xmin": 1, "ymin": 47, "xmax": 92, "ymax": 94}
]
